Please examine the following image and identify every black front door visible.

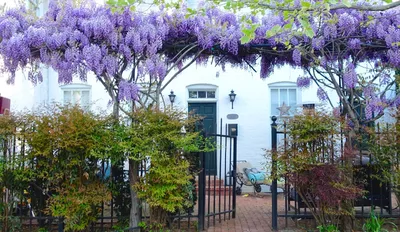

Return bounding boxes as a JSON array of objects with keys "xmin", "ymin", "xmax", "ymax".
[{"xmin": 188, "ymin": 103, "xmax": 217, "ymax": 175}]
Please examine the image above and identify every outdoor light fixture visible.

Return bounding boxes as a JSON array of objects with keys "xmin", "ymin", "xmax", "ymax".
[
  {"xmin": 229, "ymin": 90, "xmax": 236, "ymax": 109},
  {"xmin": 169, "ymin": 90, "xmax": 176, "ymax": 107}
]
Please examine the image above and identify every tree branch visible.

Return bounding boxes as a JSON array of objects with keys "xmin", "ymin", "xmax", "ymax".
[
  {"xmin": 164, "ymin": 44, "xmax": 199, "ymax": 77},
  {"xmin": 325, "ymin": 65, "xmax": 358, "ymax": 122},
  {"xmin": 306, "ymin": 67, "xmax": 334, "ymax": 108},
  {"xmin": 258, "ymin": 1, "xmax": 400, "ymax": 12},
  {"xmin": 161, "ymin": 49, "xmax": 205, "ymax": 92}
]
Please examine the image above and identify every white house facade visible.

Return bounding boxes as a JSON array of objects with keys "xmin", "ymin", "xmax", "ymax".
[
  {"xmin": 1, "ymin": 60, "xmax": 336, "ymax": 171},
  {"xmin": 0, "ymin": 0, "xmax": 340, "ymax": 172}
]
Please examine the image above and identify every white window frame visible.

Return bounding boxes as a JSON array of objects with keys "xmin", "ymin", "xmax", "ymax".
[
  {"xmin": 60, "ymin": 83, "xmax": 92, "ymax": 110},
  {"xmin": 269, "ymin": 82, "xmax": 300, "ymax": 116},
  {"xmin": 28, "ymin": 0, "xmax": 49, "ymax": 17},
  {"xmin": 187, "ymin": 84, "xmax": 218, "ymax": 103}
]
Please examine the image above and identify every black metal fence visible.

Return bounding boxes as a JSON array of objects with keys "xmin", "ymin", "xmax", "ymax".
[
  {"xmin": 198, "ymin": 119, "xmax": 238, "ymax": 230},
  {"xmin": 270, "ymin": 116, "xmax": 400, "ymax": 230},
  {"xmin": 0, "ymin": 119, "xmax": 237, "ymax": 232}
]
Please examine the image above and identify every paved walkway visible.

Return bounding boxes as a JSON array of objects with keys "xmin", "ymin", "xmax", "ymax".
[
  {"xmin": 206, "ymin": 194, "xmax": 272, "ymax": 232},
  {"xmin": 205, "ymin": 193, "xmax": 300, "ymax": 232}
]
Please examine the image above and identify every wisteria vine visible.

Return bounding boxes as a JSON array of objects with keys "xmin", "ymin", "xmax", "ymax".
[{"xmin": 0, "ymin": 0, "xmax": 399, "ymax": 123}]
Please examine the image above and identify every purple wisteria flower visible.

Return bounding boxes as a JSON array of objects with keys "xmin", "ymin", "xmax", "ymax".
[
  {"xmin": 343, "ymin": 63, "xmax": 357, "ymax": 88},
  {"xmin": 317, "ymin": 88, "xmax": 328, "ymax": 101},
  {"xmin": 379, "ymin": 73, "xmax": 392, "ymax": 85},
  {"xmin": 0, "ymin": 18, "xmax": 20, "ymax": 39},
  {"xmin": 363, "ymin": 85, "xmax": 375, "ymax": 99},
  {"xmin": 393, "ymin": 96, "xmax": 400, "ymax": 107},
  {"xmin": 388, "ymin": 49, "xmax": 400, "ymax": 66},
  {"xmin": 296, "ymin": 76, "xmax": 311, "ymax": 88},
  {"xmin": 0, "ymin": 0, "xmax": 400, "ymax": 120},
  {"xmin": 323, "ymin": 24, "xmax": 337, "ymax": 39},
  {"xmin": 292, "ymin": 49, "xmax": 301, "ymax": 66},
  {"xmin": 312, "ymin": 37, "xmax": 324, "ymax": 50},
  {"xmin": 82, "ymin": 44, "xmax": 102, "ymax": 75},
  {"xmin": 118, "ymin": 80, "xmax": 139, "ymax": 102},
  {"xmin": 348, "ymin": 38, "xmax": 361, "ymax": 50},
  {"xmin": 28, "ymin": 70, "xmax": 43, "ymax": 85},
  {"xmin": 338, "ymin": 13, "xmax": 357, "ymax": 36}
]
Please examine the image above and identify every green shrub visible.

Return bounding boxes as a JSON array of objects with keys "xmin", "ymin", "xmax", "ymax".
[
  {"xmin": 362, "ymin": 211, "xmax": 397, "ymax": 232},
  {"xmin": 317, "ymin": 224, "xmax": 339, "ymax": 232},
  {"xmin": 127, "ymin": 108, "xmax": 210, "ymax": 228}
]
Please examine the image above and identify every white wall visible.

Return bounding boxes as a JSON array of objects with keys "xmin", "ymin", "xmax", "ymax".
[
  {"xmin": 162, "ymin": 63, "xmax": 331, "ymax": 170},
  {"xmin": 29, "ymin": 61, "xmax": 331, "ymax": 171},
  {"xmin": 0, "ymin": 70, "xmax": 35, "ymax": 112},
  {"xmin": 0, "ymin": 0, "xmax": 338, "ymax": 173},
  {"xmin": 33, "ymin": 68, "xmax": 113, "ymax": 112}
]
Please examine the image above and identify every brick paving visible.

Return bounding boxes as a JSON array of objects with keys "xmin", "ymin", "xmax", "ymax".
[
  {"xmin": 205, "ymin": 193, "xmax": 301, "ymax": 232},
  {"xmin": 206, "ymin": 194, "xmax": 272, "ymax": 232}
]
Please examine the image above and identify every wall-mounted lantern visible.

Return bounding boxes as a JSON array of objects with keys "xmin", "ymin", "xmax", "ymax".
[
  {"xmin": 169, "ymin": 90, "xmax": 176, "ymax": 107},
  {"xmin": 229, "ymin": 90, "xmax": 236, "ymax": 109}
]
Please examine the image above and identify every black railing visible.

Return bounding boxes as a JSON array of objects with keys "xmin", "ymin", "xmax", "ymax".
[
  {"xmin": 1, "ymin": 119, "xmax": 237, "ymax": 232},
  {"xmin": 197, "ymin": 118, "xmax": 237, "ymax": 230},
  {"xmin": 271, "ymin": 116, "xmax": 400, "ymax": 230}
]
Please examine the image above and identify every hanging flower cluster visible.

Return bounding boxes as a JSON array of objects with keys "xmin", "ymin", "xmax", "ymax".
[{"xmin": 0, "ymin": 0, "xmax": 399, "ymax": 106}]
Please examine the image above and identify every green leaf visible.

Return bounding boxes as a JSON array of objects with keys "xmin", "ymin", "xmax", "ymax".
[
  {"xmin": 271, "ymin": 24, "xmax": 281, "ymax": 32},
  {"xmin": 342, "ymin": 0, "xmax": 352, "ymax": 7},
  {"xmin": 305, "ymin": 27, "xmax": 315, "ymax": 38},
  {"xmin": 383, "ymin": 0, "xmax": 392, "ymax": 3},
  {"xmin": 283, "ymin": 11, "xmax": 290, "ymax": 20},
  {"xmin": 224, "ymin": 1, "xmax": 231, "ymax": 10},
  {"xmin": 240, "ymin": 35, "xmax": 251, "ymax": 44},
  {"xmin": 283, "ymin": 20, "xmax": 294, "ymax": 30},
  {"xmin": 106, "ymin": 0, "xmax": 117, "ymax": 6},
  {"xmin": 301, "ymin": 1, "xmax": 311, "ymax": 8},
  {"xmin": 186, "ymin": 8, "xmax": 197, "ymax": 18},
  {"xmin": 117, "ymin": 0, "xmax": 127, "ymax": 6},
  {"xmin": 328, "ymin": 0, "xmax": 338, "ymax": 4},
  {"xmin": 299, "ymin": 17, "xmax": 309, "ymax": 29},
  {"xmin": 266, "ymin": 25, "xmax": 281, "ymax": 38}
]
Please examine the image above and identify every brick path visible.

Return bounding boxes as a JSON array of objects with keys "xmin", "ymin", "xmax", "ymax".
[
  {"xmin": 206, "ymin": 194, "xmax": 272, "ymax": 232},
  {"xmin": 205, "ymin": 193, "xmax": 300, "ymax": 232}
]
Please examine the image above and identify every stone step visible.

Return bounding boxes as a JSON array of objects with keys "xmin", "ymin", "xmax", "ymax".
[
  {"xmin": 195, "ymin": 185, "xmax": 234, "ymax": 196},
  {"xmin": 194, "ymin": 176, "xmax": 234, "ymax": 195},
  {"xmin": 195, "ymin": 176, "xmax": 226, "ymax": 186}
]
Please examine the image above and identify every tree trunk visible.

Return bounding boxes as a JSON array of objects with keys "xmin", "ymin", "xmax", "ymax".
[
  {"xmin": 129, "ymin": 159, "xmax": 141, "ymax": 229},
  {"xmin": 155, "ymin": 82, "xmax": 161, "ymax": 109},
  {"xmin": 113, "ymin": 101, "xmax": 120, "ymax": 119},
  {"xmin": 111, "ymin": 100, "xmax": 142, "ymax": 228},
  {"xmin": 340, "ymin": 166, "xmax": 354, "ymax": 232},
  {"xmin": 149, "ymin": 206, "xmax": 168, "ymax": 229},
  {"xmin": 340, "ymin": 126, "xmax": 358, "ymax": 232}
]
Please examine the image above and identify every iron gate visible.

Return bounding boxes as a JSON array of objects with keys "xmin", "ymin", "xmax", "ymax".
[{"xmin": 197, "ymin": 119, "xmax": 238, "ymax": 230}]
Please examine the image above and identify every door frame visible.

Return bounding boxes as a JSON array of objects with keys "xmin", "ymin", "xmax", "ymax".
[{"xmin": 188, "ymin": 102, "xmax": 218, "ymax": 175}]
